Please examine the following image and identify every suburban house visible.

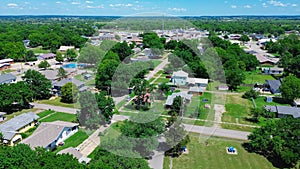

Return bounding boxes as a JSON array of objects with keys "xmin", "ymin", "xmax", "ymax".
[
  {"xmin": 40, "ymin": 69, "xmax": 76, "ymax": 81},
  {"xmin": 171, "ymin": 70, "xmax": 209, "ymax": 88},
  {"xmin": 22, "ymin": 121, "xmax": 79, "ymax": 151},
  {"xmin": 264, "ymin": 105, "xmax": 300, "ymax": 118},
  {"xmin": 293, "ymin": 99, "xmax": 300, "ymax": 107},
  {"xmin": 171, "ymin": 70, "xmax": 189, "ymax": 86},
  {"xmin": 52, "ymin": 78, "xmax": 87, "ymax": 95},
  {"xmin": 255, "ymin": 54, "xmax": 279, "ymax": 65},
  {"xmin": 38, "ymin": 53, "xmax": 56, "ymax": 60},
  {"xmin": 262, "ymin": 67, "xmax": 284, "ymax": 75},
  {"xmin": 0, "ymin": 58, "xmax": 14, "ymax": 71},
  {"xmin": 144, "ymin": 48, "xmax": 160, "ymax": 59},
  {"xmin": 266, "ymin": 79, "xmax": 281, "ymax": 94},
  {"xmin": 165, "ymin": 91, "xmax": 193, "ymax": 108},
  {"xmin": 0, "ymin": 73, "xmax": 17, "ymax": 85},
  {"xmin": 58, "ymin": 147, "xmax": 91, "ymax": 164},
  {"xmin": 188, "ymin": 87, "xmax": 205, "ymax": 96},
  {"xmin": 0, "ymin": 112, "xmax": 39, "ymax": 146},
  {"xmin": 218, "ymin": 84, "xmax": 229, "ymax": 91},
  {"xmin": 59, "ymin": 46, "xmax": 75, "ymax": 53}
]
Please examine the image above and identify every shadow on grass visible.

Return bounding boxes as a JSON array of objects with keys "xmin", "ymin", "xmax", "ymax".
[
  {"xmin": 272, "ymin": 97, "xmax": 291, "ymax": 105},
  {"xmin": 242, "ymin": 142, "xmax": 294, "ymax": 168}
]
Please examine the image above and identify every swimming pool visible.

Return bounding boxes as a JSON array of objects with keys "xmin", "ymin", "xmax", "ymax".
[{"xmin": 62, "ymin": 63, "xmax": 86, "ymax": 69}]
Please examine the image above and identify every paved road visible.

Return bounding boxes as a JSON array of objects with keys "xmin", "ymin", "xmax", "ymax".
[
  {"xmin": 32, "ymin": 103, "xmax": 79, "ymax": 114},
  {"xmin": 148, "ymin": 137, "xmax": 166, "ymax": 169},
  {"xmin": 183, "ymin": 124, "xmax": 250, "ymax": 140},
  {"xmin": 145, "ymin": 56, "xmax": 169, "ymax": 80}
]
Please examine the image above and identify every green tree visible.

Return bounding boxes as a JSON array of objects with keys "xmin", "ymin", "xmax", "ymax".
[
  {"xmin": 132, "ymin": 79, "xmax": 151, "ymax": 110},
  {"xmin": 247, "ymin": 118, "xmax": 300, "ymax": 167},
  {"xmin": 95, "ymin": 91, "xmax": 115, "ymax": 124},
  {"xmin": 239, "ymin": 34, "xmax": 250, "ymax": 44},
  {"xmin": 25, "ymin": 50, "xmax": 37, "ymax": 62},
  {"xmin": 242, "ymin": 89, "xmax": 259, "ymax": 99},
  {"xmin": 95, "ymin": 59, "xmax": 119, "ymax": 92},
  {"xmin": 55, "ymin": 52, "xmax": 64, "ymax": 63},
  {"xmin": 65, "ymin": 49, "xmax": 77, "ymax": 61},
  {"xmin": 111, "ymin": 41, "xmax": 133, "ymax": 61},
  {"xmin": 103, "ymin": 51, "xmax": 120, "ymax": 62},
  {"xmin": 38, "ymin": 60, "xmax": 51, "ymax": 70},
  {"xmin": 22, "ymin": 70, "xmax": 52, "ymax": 100},
  {"xmin": 57, "ymin": 67, "xmax": 67, "ymax": 79},
  {"xmin": 0, "ymin": 132, "xmax": 2, "ymax": 145},
  {"xmin": 250, "ymin": 108, "xmax": 276, "ymax": 122},
  {"xmin": 61, "ymin": 82, "xmax": 78, "ymax": 103},
  {"xmin": 280, "ymin": 75, "xmax": 300, "ymax": 102},
  {"xmin": 78, "ymin": 44, "xmax": 105, "ymax": 65}
]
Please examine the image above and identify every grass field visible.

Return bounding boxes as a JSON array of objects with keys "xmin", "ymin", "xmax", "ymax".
[
  {"xmin": 153, "ymin": 78, "xmax": 171, "ymax": 84},
  {"xmin": 244, "ymin": 71, "xmax": 275, "ymax": 84},
  {"xmin": 28, "ymin": 47, "xmax": 50, "ymax": 54},
  {"xmin": 151, "ymin": 60, "xmax": 162, "ymax": 68},
  {"xmin": 253, "ymin": 97, "xmax": 290, "ymax": 109},
  {"xmin": 222, "ymin": 94, "xmax": 255, "ymax": 125},
  {"xmin": 221, "ymin": 124, "xmax": 256, "ymax": 132},
  {"xmin": 40, "ymin": 112, "xmax": 77, "ymax": 123},
  {"xmin": 163, "ymin": 134, "xmax": 276, "ymax": 169},
  {"xmin": 37, "ymin": 110, "xmax": 55, "ymax": 119},
  {"xmin": 37, "ymin": 97, "xmax": 79, "ymax": 109},
  {"xmin": 53, "ymin": 130, "xmax": 89, "ymax": 153}
]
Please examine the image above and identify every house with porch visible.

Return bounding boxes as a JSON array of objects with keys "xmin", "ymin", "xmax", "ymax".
[
  {"xmin": 266, "ymin": 79, "xmax": 281, "ymax": 94},
  {"xmin": 0, "ymin": 112, "xmax": 39, "ymax": 146},
  {"xmin": 22, "ymin": 121, "xmax": 79, "ymax": 151},
  {"xmin": 262, "ymin": 67, "xmax": 284, "ymax": 75},
  {"xmin": 171, "ymin": 70, "xmax": 189, "ymax": 86},
  {"xmin": 0, "ymin": 73, "xmax": 16, "ymax": 85}
]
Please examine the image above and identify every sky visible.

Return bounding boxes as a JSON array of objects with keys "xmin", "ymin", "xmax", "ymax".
[{"xmin": 0, "ymin": 0, "xmax": 299, "ymax": 16}]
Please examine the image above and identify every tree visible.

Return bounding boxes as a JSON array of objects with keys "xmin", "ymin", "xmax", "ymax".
[
  {"xmin": 249, "ymin": 108, "xmax": 276, "ymax": 122},
  {"xmin": 77, "ymin": 91, "xmax": 101, "ymax": 129},
  {"xmin": 0, "ymin": 132, "xmax": 2, "ymax": 145},
  {"xmin": 242, "ymin": 89, "xmax": 259, "ymax": 99},
  {"xmin": 95, "ymin": 59, "xmax": 119, "ymax": 92},
  {"xmin": 57, "ymin": 67, "xmax": 67, "ymax": 79},
  {"xmin": 239, "ymin": 34, "xmax": 250, "ymax": 44},
  {"xmin": 61, "ymin": 82, "xmax": 78, "ymax": 103},
  {"xmin": 247, "ymin": 118, "xmax": 300, "ymax": 167},
  {"xmin": 25, "ymin": 50, "xmax": 37, "ymax": 62},
  {"xmin": 158, "ymin": 83, "xmax": 170, "ymax": 95},
  {"xmin": 38, "ymin": 60, "xmax": 50, "ymax": 70},
  {"xmin": 280, "ymin": 75, "xmax": 300, "ymax": 102},
  {"xmin": 111, "ymin": 42, "xmax": 133, "ymax": 61},
  {"xmin": 165, "ymin": 122, "xmax": 190, "ymax": 157},
  {"xmin": 170, "ymin": 96, "xmax": 184, "ymax": 116},
  {"xmin": 22, "ymin": 70, "xmax": 52, "ymax": 100},
  {"xmin": 132, "ymin": 79, "xmax": 151, "ymax": 110},
  {"xmin": 65, "ymin": 49, "xmax": 77, "ymax": 61},
  {"xmin": 55, "ymin": 52, "xmax": 64, "ymax": 63},
  {"xmin": 78, "ymin": 44, "xmax": 105, "ymax": 65},
  {"xmin": 95, "ymin": 91, "xmax": 115, "ymax": 124},
  {"xmin": 103, "ymin": 51, "xmax": 120, "ymax": 62}
]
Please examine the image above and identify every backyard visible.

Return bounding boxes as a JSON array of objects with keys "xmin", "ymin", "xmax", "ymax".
[
  {"xmin": 243, "ymin": 70, "xmax": 275, "ymax": 84},
  {"xmin": 163, "ymin": 133, "xmax": 276, "ymax": 169}
]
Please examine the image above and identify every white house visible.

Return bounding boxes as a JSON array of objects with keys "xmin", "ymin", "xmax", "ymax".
[
  {"xmin": 171, "ymin": 70, "xmax": 189, "ymax": 86},
  {"xmin": 22, "ymin": 121, "xmax": 78, "ymax": 151}
]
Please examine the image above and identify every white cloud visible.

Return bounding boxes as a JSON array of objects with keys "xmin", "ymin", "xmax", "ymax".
[
  {"xmin": 109, "ymin": 3, "xmax": 133, "ymax": 7},
  {"xmin": 24, "ymin": 2, "xmax": 30, "ymax": 4},
  {"xmin": 56, "ymin": 1, "xmax": 61, "ymax": 4},
  {"xmin": 168, "ymin": 8, "xmax": 187, "ymax": 12},
  {"xmin": 86, "ymin": 1, "xmax": 93, "ymax": 4},
  {"xmin": 7, "ymin": 3, "xmax": 18, "ymax": 7},
  {"xmin": 86, "ymin": 5, "xmax": 104, "ymax": 9},
  {"xmin": 71, "ymin": 2, "xmax": 80, "ymax": 5},
  {"xmin": 262, "ymin": 2, "xmax": 268, "ymax": 7},
  {"xmin": 268, "ymin": 0, "xmax": 287, "ymax": 7},
  {"xmin": 244, "ymin": 5, "xmax": 252, "ymax": 8},
  {"xmin": 231, "ymin": 5, "xmax": 237, "ymax": 9},
  {"xmin": 291, "ymin": 4, "xmax": 297, "ymax": 7}
]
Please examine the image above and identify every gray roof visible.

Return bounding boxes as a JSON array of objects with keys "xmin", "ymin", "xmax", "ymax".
[
  {"xmin": 266, "ymin": 80, "xmax": 281, "ymax": 93},
  {"xmin": 58, "ymin": 147, "xmax": 91, "ymax": 163},
  {"xmin": 189, "ymin": 87, "xmax": 205, "ymax": 93},
  {"xmin": 165, "ymin": 91, "xmax": 193, "ymax": 106},
  {"xmin": 53, "ymin": 78, "xmax": 84, "ymax": 88},
  {"xmin": 40, "ymin": 69, "xmax": 75, "ymax": 81},
  {"xmin": 22, "ymin": 121, "xmax": 78, "ymax": 149},
  {"xmin": 0, "ymin": 73, "xmax": 16, "ymax": 84},
  {"xmin": 0, "ymin": 112, "xmax": 39, "ymax": 140},
  {"xmin": 265, "ymin": 105, "xmax": 300, "ymax": 118},
  {"xmin": 172, "ymin": 70, "xmax": 188, "ymax": 78}
]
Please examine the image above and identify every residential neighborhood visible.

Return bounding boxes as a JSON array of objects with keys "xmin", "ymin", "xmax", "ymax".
[{"xmin": 0, "ymin": 5, "xmax": 300, "ymax": 169}]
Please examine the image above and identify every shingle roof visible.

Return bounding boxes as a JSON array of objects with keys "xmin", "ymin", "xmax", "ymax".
[
  {"xmin": 165, "ymin": 91, "xmax": 193, "ymax": 106},
  {"xmin": 0, "ymin": 112, "xmax": 38, "ymax": 140},
  {"xmin": 22, "ymin": 121, "xmax": 78, "ymax": 149},
  {"xmin": 172, "ymin": 70, "xmax": 188, "ymax": 78},
  {"xmin": 53, "ymin": 78, "xmax": 84, "ymax": 88},
  {"xmin": 58, "ymin": 147, "xmax": 91, "ymax": 163},
  {"xmin": 0, "ymin": 73, "xmax": 16, "ymax": 84},
  {"xmin": 189, "ymin": 87, "xmax": 205, "ymax": 93},
  {"xmin": 265, "ymin": 105, "xmax": 300, "ymax": 118},
  {"xmin": 266, "ymin": 80, "xmax": 281, "ymax": 93}
]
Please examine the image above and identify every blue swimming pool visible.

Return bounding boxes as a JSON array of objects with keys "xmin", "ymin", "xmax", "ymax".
[{"xmin": 62, "ymin": 63, "xmax": 86, "ymax": 69}]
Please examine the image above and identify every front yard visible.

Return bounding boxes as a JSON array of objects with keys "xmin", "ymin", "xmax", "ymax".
[
  {"xmin": 53, "ymin": 130, "xmax": 89, "ymax": 153},
  {"xmin": 163, "ymin": 133, "xmax": 276, "ymax": 169},
  {"xmin": 39, "ymin": 112, "xmax": 77, "ymax": 123},
  {"xmin": 37, "ymin": 97, "xmax": 79, "ymax": 109}
]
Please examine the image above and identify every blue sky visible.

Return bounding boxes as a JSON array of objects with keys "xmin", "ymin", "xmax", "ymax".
[{"xmin": 0, "ymin": 0, "xmax": 299, "ymax": 16}]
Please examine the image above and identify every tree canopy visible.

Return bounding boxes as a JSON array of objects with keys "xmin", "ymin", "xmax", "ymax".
[{"xmin": 61, "ymin": 82, "xmax": 79, "ymax": 103}]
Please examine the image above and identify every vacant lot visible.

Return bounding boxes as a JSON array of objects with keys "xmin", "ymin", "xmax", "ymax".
[
  {"xmin": 163, "ymin": 134, "xmax": 276, "ymax": 169},
  {"xmin": 37, "ymin": 97, "xmax": 78, "ymax": 108}
]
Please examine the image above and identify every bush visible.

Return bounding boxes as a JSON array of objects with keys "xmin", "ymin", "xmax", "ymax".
[{"xmin": 242, "ymin": 89, "xmax": 259, "ymax": 99}]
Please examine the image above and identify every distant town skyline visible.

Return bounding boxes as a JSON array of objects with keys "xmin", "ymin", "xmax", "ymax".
[{"xmin": 0, "ymin": 0, "xmax": 299, "ymax": 16}]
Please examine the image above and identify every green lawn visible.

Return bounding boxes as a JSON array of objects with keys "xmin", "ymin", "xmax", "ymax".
[
  {"xmin": 37, "ymin": 110, "xmax": 55, "ymax": 119},
  {"xmin": 253, "ymin": 97, "xmax": 290, "ymax": 109},
  {"xmin": 244, "ymin": 71, "xmax": 275, "ymax": 84},
  {"xmin": 163, "ymin": 134, "xmax": 276, "ymax": 169},
  {"xmin": 37, "ymin": 97, "xmax": 78, "ymax": 109},
  {"xmin": 222, "ymin": 94, "xmax": 255, "ymax": 125},
  {"xmin": 28, "ymin": 47, "xmax": 50, "ymax": 54},
  {"xmin": 40, "ymin": 112, "xmax": 77, "ymax": 123},
  {"xmin": 123, "ymin": 101, "xmax": 167, "ymax": 115},
  {"xmin": 53, "ymin": 130, "xmax": 89, "ymax": 153},
  {"xmin": 221, "ymin": 124, "xmax": 256, "ymax": 132},
  {"xmin": 151, "ymin": 60, "xmax": 162, "ymax": 68},
  {"xmin": 153, "ymin": 78, "xmax": 171, "ymax": 84}
]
